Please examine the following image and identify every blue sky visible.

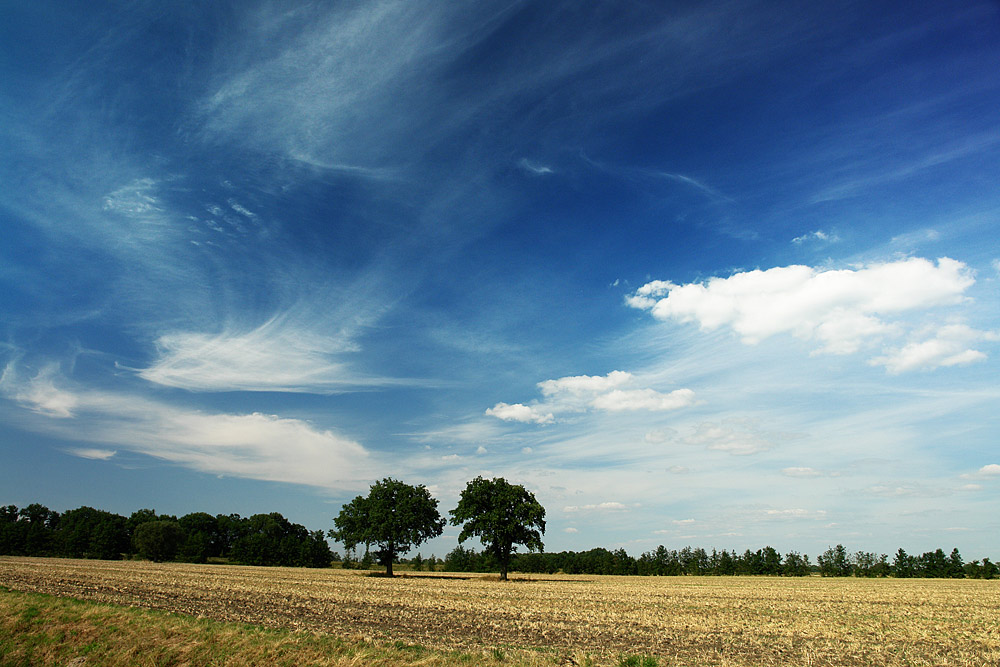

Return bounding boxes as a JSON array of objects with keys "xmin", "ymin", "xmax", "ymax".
[{"xmin": 2, "ymin": 0, "xmax": 999, "ymax": 560}]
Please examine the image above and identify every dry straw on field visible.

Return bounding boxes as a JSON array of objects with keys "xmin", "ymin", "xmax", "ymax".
[{"xmin": 2, "ymin": 556, "xmax": 999, "ymax": 666}]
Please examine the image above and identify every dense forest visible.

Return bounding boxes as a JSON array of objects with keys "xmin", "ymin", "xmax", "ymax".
[
  {"xmin": 4, "ymin": 502, "xmax": 997, "ymax": 578},
  {"xmin": 0, "ymin": 503, "xmax": 332, "ymax": 567}
]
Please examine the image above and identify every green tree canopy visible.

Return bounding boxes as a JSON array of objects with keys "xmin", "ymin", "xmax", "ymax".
[
  {"xmin": 133, "ymin": 520, "xmax": 183, "ymax": 562},
  {"xmin": 330, "ymin": 478, "xmax": 444, "ymax": 576},
  {"xmin": 449, "ymin": 476, "xmax": 545, "ymax": 581}
]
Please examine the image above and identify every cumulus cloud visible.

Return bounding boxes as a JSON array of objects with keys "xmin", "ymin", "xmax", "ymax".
[
  {"xmin": 487, "ymin": 371, "xmax": 694, "ymax": 424},
  {"xmin": 590, "ymin": 388, "xmax": 696, "ymax": 412},
  {"xmin": 538, "ymin": 371, "xmax": 633, "ymax": 397},
  {"xmin": 485, "ymin": 402, "xmax": 554, "ymax": 424},
  {"xmin": 962, "ymin": 464, "xmax": 1000, "ymax": 480},
  {"xmin": 869, "ymin": 324, "xmax": 999, "ymax": 373},
  {"xmin": 2, "ymin": 365, "xmax": 372, "ymax": 490},
  {"xmin": 628, "ymin": 257, "xmax": 979, "ymax": 364}
]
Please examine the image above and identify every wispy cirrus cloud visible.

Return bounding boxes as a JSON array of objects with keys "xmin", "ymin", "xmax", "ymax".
[
  {"xmin": 0, "ymin": 363, "xmax": 78, "ymax": 418},
  {"xmin": 139, "ymin": 316, "xmax": 370, "ymax": 393},
  {"xmin": 564, "ymin": 501, "xmax": 635, "ymax": 513},
  {"xmin": 791, "ymin": 230, "xmax": 839, "ymax": 245},
  {"xmin": 1, "ymin": 361, "xmax": 374, "ymax": 490},
  {"xmin": 761, "ymin": 508, "xmax": 827, "ymax": 519},
  {"xmin": 680, "ymin": 419, "xmax": 790, "ymax": 456},
  {"xmin": 518, "ymin": 158, "xmax": 554, "ymax": 175},
  {"xmin": 66, "ymin": 448, "xmax": 117, "ymax": 461},
  {"xmin": 781, "ymin": 466, "xmax": 823, "ymax": 478}
]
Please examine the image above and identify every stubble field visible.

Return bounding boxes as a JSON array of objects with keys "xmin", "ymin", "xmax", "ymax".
[{"xmin": 1, "ymin": 556, "xmax": 999, "ymax": 666}]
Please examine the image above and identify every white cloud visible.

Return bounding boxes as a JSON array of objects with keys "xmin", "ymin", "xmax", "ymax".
[
  {"xmin": 781, "ymin": 466, "xmax": 822, "ymax": 478},
  {"xmin": 762, "ymin": 509, "xmax": 827, "ymax": 519},
  {"xmin": 488, "ymin": 371, "xmax": 694, "ymax": 424},
  {"xmin": 518, "ymin": 158, "xmax": 554, "ymax": 175},
  {"xmin": 673, "ymin": 518, "xmax": 695, "ymax": 525},
  {"xmin": 475, "ymin": 446, "xmax": 487, "ymax": 455},
  {"xmin": 791, "ymin": 230, "xmax": 838, "ymax": 245},
  {"xmin": 564, "ymin": 527, "xmax": 579, "ymax": 534},
  {"xmin": 0, "ymin": 364, "xmax": 77, "ymax": 418},
  {"xmin": 967, "ymin": 464, "xmax": 1000, "ymax": 478},
  {"xmin": 590, "ymin": 388, "xmax": 696, "ymax": 412},
  {"xmin": 102, "ymin": 178, "xmax": 161, "ymax": 217},
  {"xmin": 645, "ymin": 428, "xmax": 677, "ymax": 444},
  {"xmin": 139, "ymin": 316, "xmax": 367, "ymax": 393},
  {"xmin": 864, "ymin": 484, "xmax": 943, "ymax": 498},
  {"xmin": 2, "ymin": 366, "xmax": 373, "ymax": 491},
  {"xmin": 870, "ymin": 324, "xmax": 998, "ymax": 373},
  {"xmin": 628, "ymin": 257, "xmax": 977, "ymax": 360},
  {"xmin": 539, "ymin": 371, "xmax": 633, "ymax": 397},
  {"xmin": 564, "ymin": 501, "xmax": 632, "ymax": 513},
  {"xmin": 485, "ymin": 402, "xmax": 554, "ymax": 425},
  {"xmin": 67, "ymin": 448, "xmax": 117, "ymax": 461},
  {"xmin": 682, "ymin": 419, "xmax": 779, "ymax": 455}
]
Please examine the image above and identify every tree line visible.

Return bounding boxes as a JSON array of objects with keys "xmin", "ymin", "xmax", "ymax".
[
  {"xmin": 6, "ymin": 491, "xmax": 997, "ymax": 579},
  {"xmin": 435, "ymin": 543, "xmax": 998, "ymax": 579},
  {"xmin": 0, "ymin": 503, "xmax": 332, "ymax": 567}
]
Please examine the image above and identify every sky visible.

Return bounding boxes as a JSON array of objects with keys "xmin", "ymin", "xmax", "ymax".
[{"xmin": 2, "ymin": 0, "xmax": 999, "ymax": 561}]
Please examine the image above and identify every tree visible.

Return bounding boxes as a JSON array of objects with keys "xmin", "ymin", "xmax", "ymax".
[
  {"xmin": 817, "ymin": 544, "xmax": 851, "ymax": 577},
  {"xmin": 57, "ymin": 507, "xmax": 128, "ymax": 559},
  {"xmin": 178, "ymin": 512, "xmax": 219, "ymax": 562},
  {"xmin": 893, "ymin": 548, "xmax": 915, "ymax": 578},
  {"xmin": 782, "ymin": 551, "xmax": 810, "ymax": 577},
  {"xmin": 330, "ymin": 478, "xmax": 444, "ymax": 577},
  {"xmin": 449, "ymin": 476, "xmax": 546, "ymax": 581},
  {"xmin": 133, "ymin": 520, "xmax": 183, "ymax": 562}
]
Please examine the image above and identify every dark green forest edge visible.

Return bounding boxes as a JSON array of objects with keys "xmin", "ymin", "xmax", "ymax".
[{"xmin": 3, "ymin": 502, "xmax": 997, "ymax": 578}]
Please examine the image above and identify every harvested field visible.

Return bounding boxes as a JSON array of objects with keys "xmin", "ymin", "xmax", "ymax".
[{"xmin": 2, "ymin": 556, "xmax": 999, "ymax": 666}]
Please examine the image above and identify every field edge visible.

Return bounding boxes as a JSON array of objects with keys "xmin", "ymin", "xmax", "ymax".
[{"xmin": 0, "ymin": 585, "xmax": 598, "ymax": 667}]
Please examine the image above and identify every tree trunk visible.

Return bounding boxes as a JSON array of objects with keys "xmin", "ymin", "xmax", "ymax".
[
  {"xmin": 500, "ymin": 543, "xmax": 510, "ymax": 581},
  {"xmin": 386, "ymin": 559, "xmax": 393, "ymax": 577}
]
